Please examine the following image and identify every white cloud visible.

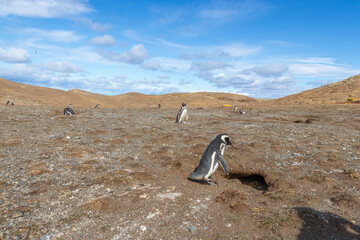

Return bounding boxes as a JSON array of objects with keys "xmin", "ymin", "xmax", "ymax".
[
  {"xmin": 152, "ymin": 57, "xmax": 191, "ymax": 71},
  {"xmin": 198, "ymin": 0, "xmax": 270, "ymax": 21},
  {"xmin": 156, "ymin": 38, "xmax": 189, "ymax": 49},
  {"xmin": 199, "ymin": 9, "xmax": 237, "ymax": 19},
  {"xmin": 88, "ymin": 35, "xmax": 115, "ymax": 47},
  {"xmin": 159, "ymin": 74, "xmax": 169, "ymax": 80},
  {"xmin": 289, "ymin": 63, "xmax": 359, "ymax": 77},
  {"xmin": 191, "ymin": 60, "xmax": 229, "ymax": 71},
  {"xmin": 98, "ymin": 44, "xmax": 150, "ymax": 65},
  {"xmin": 39, "ymin": 61, "xmax": 82, "ymax": 73},
  {"xmin": 142, "ymin": 61, "xmax": 161, "ymax": 70},
  {"xmin": 183, "ymin": 43, "xmax": 262, "ymax": 59},
  {"xmin": 0, "ymin": 47, "xmax": 31, "ymax": 63},
  {"xmin": 1, "ymin": 64, "xmax": 37, "ymax": 81},
  {"xmin": 252, "ymin": 63, "xmax": 289, "ymax": 77},
  {"xmin": 219, "ymin": 43, "xmax": 262, "ymax": 58},
  {"xmin": 76, "ymin": 17, "xmax": 113, "ymax": 32},
  {"xmin": 289, "ymin": 57, "xmax": 337, "ymax": 65},
  {"xmin": 0, "ymin": 0, "xmax": 93, "ymax": 18},
  {"xmin": 24, "ymin": 28, "xmax": 84, "ymax": 42}
]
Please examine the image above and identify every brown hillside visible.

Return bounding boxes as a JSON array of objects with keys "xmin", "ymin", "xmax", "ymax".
[
  {"xmin": 273, "ymin": 74, "xmax": 360, "ymax": 105},
  {"xmin": 0, "ymin": 78, "xmax": 256, "ymax": 108}
]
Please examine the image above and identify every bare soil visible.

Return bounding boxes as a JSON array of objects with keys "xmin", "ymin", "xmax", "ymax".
[{"xmin": 1, "ymin": 104, "xmax": 359, "ymax": 239}]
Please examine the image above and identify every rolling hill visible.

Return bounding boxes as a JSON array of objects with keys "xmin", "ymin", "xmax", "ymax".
[
  {"xmin": 0, "ymin": 78, "xmax": 256, "ymax": 108},
  {"xmin": 273, "ymin": 74, "xmax": 360, "ymax": 104}
]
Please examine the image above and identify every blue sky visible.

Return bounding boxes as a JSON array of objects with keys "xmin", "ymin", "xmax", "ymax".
[{"xmin": 0, "ymin": 0, "xmax": 359, "ymax": 98}]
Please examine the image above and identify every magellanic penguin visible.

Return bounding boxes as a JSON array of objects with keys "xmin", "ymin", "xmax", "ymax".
[
  {"xmin": 63, "ymin": 104, "xmax": 75, "ymax": 115},
  {"xmin": 239, "ymin": 109, "xmax": 245, "ymax": 115},
  {"xmin": 95, "ymin": 104, "xmax": 100, "ymax": 109},
  {"xmin": 175, "ymin": 102, "xmax": 188, "ymax": 123},
  {"xmin": 188, "ymin": 134, "xmax": 232, "ymax": 185}
]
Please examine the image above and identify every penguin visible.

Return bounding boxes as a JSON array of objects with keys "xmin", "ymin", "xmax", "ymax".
[
  {"xmin": 239, "ymin": 109, "xmax": 245, "ymax": 115},
  {"xmin": 175, "ymin": 102, "xmax": 188, "ymax": 123},
  {"xmin": 233, "ymin": 106, "xmax": 238, "ymax": 111},
  {"xmin": 188, "ymin": 134, "xmax": 232, "ymax": 185},
  {"xmin": 63, "ymin": 104, "xmax": 74, "ymax": 115},
  {"xmin": 95, "ymin": 104, "xmax": 100, "ymax": 109},
  {"xmin": 6, "ymin": 100, "xmax": 10, "ymax": 105},
  {"xmin": 11, "ymin": 101, "xmax": 14, "ymax": 105},
  {"xmin": 158, "ymin": 103, "xmax": 161, "ymax": 109}
]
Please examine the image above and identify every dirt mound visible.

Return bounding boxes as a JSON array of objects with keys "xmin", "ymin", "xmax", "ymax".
[
  {"xmin": 0, "ymin": 77, "xmax": 256, "ymax": 108},
  {"xmin": 272, "ymin": 74, "xmax": 360, "ymax": 104}
]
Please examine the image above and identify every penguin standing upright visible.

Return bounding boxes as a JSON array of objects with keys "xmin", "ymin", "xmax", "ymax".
[
  {"xmin": 188, "ymin": 134, "xmax": 232, "ymax": 185},
  {"xmin": 95, "ymin": 104, "xmax": 100, "ymax": 109},
  {"xmin": 63, "ymin": 104, "xmax": 74, "ymax": 115},
  {"xmin": 175, "ymin": 102, "xmax": 188, "ymax": 123}
]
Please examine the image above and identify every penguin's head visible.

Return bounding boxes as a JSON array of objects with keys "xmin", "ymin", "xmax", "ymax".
[
  {"xmin": 182, "ymin": 102, "xmax": 187, "ymax": 107},
  {"xmin": 219, "ymin": 134, "xmax": 232, "ymax": 146}
]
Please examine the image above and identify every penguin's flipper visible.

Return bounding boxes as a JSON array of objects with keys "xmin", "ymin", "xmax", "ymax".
[
  {"xmin": 175, "ymin": 110, "xmax": 181, "ymax": 122},
  {"xmin": 216, "ymin": 154, "xmax": 229, "ymax": 175}
]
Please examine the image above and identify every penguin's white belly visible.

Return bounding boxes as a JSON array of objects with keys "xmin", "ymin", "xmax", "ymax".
[
  {"xmin": 204, "ymin": 152, "xmax": 218, "ymax": 179},
  {"xmin": 211, "ymin": 162, "xmax": 219, "ymax": 175},
  {"xmin": 180, "ymin": 108, "xmax": 188, "ymax": 122}
]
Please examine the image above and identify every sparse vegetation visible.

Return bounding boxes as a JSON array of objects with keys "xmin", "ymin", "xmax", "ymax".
[{"xmin": 1, "ymin": 102, "xmax": 359, "ymax": 239}]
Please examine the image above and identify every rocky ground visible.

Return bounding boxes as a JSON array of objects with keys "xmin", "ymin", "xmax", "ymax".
[{"xmin": 0, "ymin": 104, "xmax": 359, "ymax": 239}]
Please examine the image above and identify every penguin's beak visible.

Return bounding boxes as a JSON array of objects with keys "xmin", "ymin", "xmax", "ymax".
[{"xmin": 228, "ymin": 139, "xmax": 233, "ymax": 146}]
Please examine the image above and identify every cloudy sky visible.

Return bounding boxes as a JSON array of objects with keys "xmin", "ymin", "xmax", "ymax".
[{"xmin": 0, "ymin": 0, "xmax": 359, "ymax": 98}]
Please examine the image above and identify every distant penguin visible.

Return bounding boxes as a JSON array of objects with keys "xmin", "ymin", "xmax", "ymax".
[
  {"xmin": 233, "ymin": 106, "xmax": 238, "ymax": 111},
  {"xmin": 11, "ymin": 101, "xmax": 14, "ymax": 106},
  {"xmin": 158, "ymin": 103, "xmax": 161, "ymax": 109},
  {"xmin": 175, "ymin": 102, "xmax": 188, "ymax": 123},
  {"xmin": 95, "ymin": 104, "xmax": 100, "ymax": 109},
  {"xmin": 63, "ymin": 104, "xmax": 74, "ymax": 115},
  {"xmin": 188, "ymin": 134, "xmax": 232, "ymax": 185},
  {"xmin": 6, "ymin": 100, "xmax": 10, "ymax": 105},
  {"xmin": 239, "ymin": 109, "xmax": 245, "ymax": 115}
]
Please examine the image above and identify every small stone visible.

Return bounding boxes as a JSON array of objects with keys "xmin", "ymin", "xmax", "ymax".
[
  {"xmin": 188, "ymin": 225, "xmax": 197, "ymax": 233},
  {"xmin": 225, "ymin": 223, "xmax": 231, "ymax": 227},
  {"xmin": 140, "ymin": 225, "xmax": 147, "ymax": 231},
  {"xmin": 12, "ymin": 211, "xmax": 24, "ymax": 218}
]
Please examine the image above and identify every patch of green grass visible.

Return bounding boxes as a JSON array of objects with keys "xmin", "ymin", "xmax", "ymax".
[
  {"xmin": 229, "ymin": 215, "xmax": 244, "ymax": 222},
  {"xmin": 265, "ymin": 192, "xmax": 284, "ymax": 201},
  {"xmin": 258, "ymin": 217, "xmax": 275, "ymax": 229},
  {"xmin": 101, "ymin": 224, "xmax": 109, "ymax": 231}
]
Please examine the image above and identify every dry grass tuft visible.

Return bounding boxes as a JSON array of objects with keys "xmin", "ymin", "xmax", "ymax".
[
  {"xmin": 80, "ymin": 198, "xmax": 119, "ymax": 213},
  {"xmin": 300, "ymin": 171, "xmax": 329, "ymax": 183}
]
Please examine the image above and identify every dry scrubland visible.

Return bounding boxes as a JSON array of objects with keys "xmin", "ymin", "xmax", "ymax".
[{"xmin": 1, "ymin": 104, "xmax": 359, "ymax": 239}]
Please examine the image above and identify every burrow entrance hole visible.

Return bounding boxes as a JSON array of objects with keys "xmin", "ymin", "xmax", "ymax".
[{"xmin": 229, "ymin": 173, "xmax": 268, "ymax": 192}]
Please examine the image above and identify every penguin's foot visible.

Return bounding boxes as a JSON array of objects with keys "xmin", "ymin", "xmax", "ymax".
[{"xmin": 206, "ymin": 179, "xmax": 217, "ymax": 186}]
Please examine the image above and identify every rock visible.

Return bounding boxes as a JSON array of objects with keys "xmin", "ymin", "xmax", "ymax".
[{"xmin": 188, "ymin": 225, "xmax": 197, "ymax": 234}]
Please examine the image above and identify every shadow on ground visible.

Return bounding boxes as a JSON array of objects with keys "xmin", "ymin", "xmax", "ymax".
[{"xmin": 294, "ymin": 207, "xmax": 360, "ymax": 239}]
